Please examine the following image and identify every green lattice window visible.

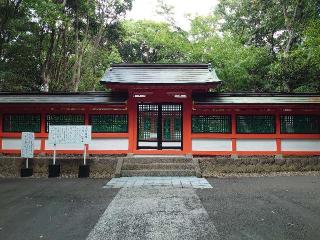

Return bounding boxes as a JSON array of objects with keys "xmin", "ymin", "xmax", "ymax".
[
  {"xmin": 46, "ymin": 114, "xmax": 85, "ymax": 132},
  {"xmin": 174, "ymin": 116, "xmax": 182, "ymax": 139},
  {"xmin": 162, "ymin": 116, "xmax": 182, "ymax": 141},
  {"xmin": 3, "ymin": 114, "xmax": 41, "ymax": 132},
  {"xmin": 192, "ymin": 115, "xmax": 231, "ymax": 133},
  {"xmin": 281, "ymin": 115, "xmax": 320, "ymax": 134},
  {"xmin": 90, "ymin": 114, "xmax": 128, "ymax": 133},
  {"xmin": 236, "ymin": 115, "xmax": 275, "ymax": 134},
  {"xmin": 163, "ymin": 117, "xmax": 171, "ymax": 141}
]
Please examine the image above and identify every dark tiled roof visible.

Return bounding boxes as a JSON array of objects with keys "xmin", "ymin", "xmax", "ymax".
[
  {"xmin": 193, "ymin": 93, "xmax": 320, "ymax": 105},
  {"xmin": 0, "ymin": 92, "xmax": 127, "ymax": 104},
  {"xmin": 100, "ymin": 63, "xmax": 221, "ymax": 84},
  {"xmin": 1, "ymin": 92, "xmax": 319, "ymax": 105}
]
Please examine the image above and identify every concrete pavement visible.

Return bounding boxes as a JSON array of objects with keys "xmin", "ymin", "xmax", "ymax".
[
  {"xmin": 199, "ymin": 176, "xmax": 320, "ymax": 240},
  {"xmin": 0, "ymin": 176, "xmax": 320, "ymax": 240},
  {"xmin": 87, "ymin": 187, "xmax": 219, "ymax": 240},
  {"xmin": 0, "ymin": 178, "xmax": 118, "ymax": 240}
]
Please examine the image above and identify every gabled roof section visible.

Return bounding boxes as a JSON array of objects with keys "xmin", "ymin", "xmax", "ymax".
[
  {"xmin": 100, "ymin": 63, "xmax": 221, "ymax": 85},
  {"xmin": 193, "ymin": 93, "xmax": 320, "ymax": 105},
  {"xmin": 0, "ymin": 92, "xmax": 127, "ymax": 104}
]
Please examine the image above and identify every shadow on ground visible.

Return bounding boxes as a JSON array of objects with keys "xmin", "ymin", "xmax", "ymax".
[
  {"xmin": 198, "ymin": 176, "xmax": 320, "ymax": 240},
  {"xmin": 0, "ymin": 178, "xmax": 118, "ymax": 240}
]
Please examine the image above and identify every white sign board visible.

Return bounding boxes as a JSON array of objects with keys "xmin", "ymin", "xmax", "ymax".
[
  {"xmin": 48, "ymin": 125, "xmax": 92, "ymax": 145},
  {"xmin": 21, "ymin": 132, "xmax": 35, "ymax": 158}
]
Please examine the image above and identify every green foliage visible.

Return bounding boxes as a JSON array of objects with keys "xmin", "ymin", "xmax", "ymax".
[
  {"xmin": 79, "ymin": 45, "xmax": 122, "ymax": 91},
  {"xmin": 189, "ymin": 15, "xmax": 219, "ymax": 41},
  {"xmin": 0, "ymin": 0, "xmax": 319, "ymax": 92},
  {"xmin": 189, "ymin": 34, "xmax": 273, "ymax": 91},
  {"xmin": 214, "ymin": 0, "xmax": 320, "ymax": 92},
  {"xmin": 0, "ymin": 0, "xmax": 132, "ymax": 92},
  {"xmin": 118, "ymin": 20, "xmax": 190, "ymax": 63}
]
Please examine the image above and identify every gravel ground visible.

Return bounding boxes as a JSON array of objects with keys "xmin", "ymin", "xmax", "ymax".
[{"xmin": 207, "ymin": 171, "xmax": 320, "ymax": 178}]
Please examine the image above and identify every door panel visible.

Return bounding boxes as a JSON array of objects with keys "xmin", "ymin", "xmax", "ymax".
[
  {"xmin": 161, "ymin": 104, "xmax": 182, "ymax": 149},
  {"xmin": 137, "ymin": 104, "xmax": 158, "ymax": 149},
  {"xmin": 137, "ymin": 103, "xmax": 182, "ymax": 150}
]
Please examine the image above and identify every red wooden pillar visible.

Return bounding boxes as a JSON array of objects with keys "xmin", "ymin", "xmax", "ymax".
[
  {"xmin": 0, "ymin": 113, "xmax": 3, "ymax": 151},
  {"xmin": 128, "ymin": 90, "xmax": 136, "ymax": 153},
  {"xmin": 84, "ymin": 107, "xmax": 90, "ymax": 125},
  {"xmin": 40, "ymin": 111, "xmax": 46, "ymax": 153},
  {"xmin": 183, "ymin": 94, "xmax": 192, "ymax": 154},
  {"xmin": 231, "ymin": 112, "xmax": 237, "ymax": 155},
  {"xmin": 275, "ymin": 110, "xmax": 281, "ymax": 155}
]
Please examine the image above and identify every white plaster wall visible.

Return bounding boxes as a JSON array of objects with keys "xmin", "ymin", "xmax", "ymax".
[
  {"xmin": 281, "ymin": 139, "xmax": 320, "ymax": 151},
  {"xmin": 162, "ymin": 142, "xmax": 181, "ymax": 147},
  {"xmin": 89, "ymin": 138, "xmax": 128, "ymax": 150},
  {"xmin": 46, "ymin": 138, "xmax": 129, "ymax": 151},
  {"xmin": 45, "ymin": 140, "xmax": 84, "ymax": 150},
  {"xmin": 138, "ymin": 141, "xmax": 181, "ymax": 148},
  {"xmin": 2, "ymin": 138, "xmax": 41, "ymax": 150},
  {"xmin": 192, "ymin": 139, "xmax": 232, "ymax": 151},
  {"xmin": 138, "ymin": 142, "xmax": 158, "ymax": 147},
  {"xmin": 236, "ymin": 139, "xmax": 276, "ymax": 151}
]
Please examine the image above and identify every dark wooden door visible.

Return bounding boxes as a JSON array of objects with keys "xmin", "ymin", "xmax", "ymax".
[{"xmin": 137, "ymin": 103, "xmax": 182, "ymax": 150}]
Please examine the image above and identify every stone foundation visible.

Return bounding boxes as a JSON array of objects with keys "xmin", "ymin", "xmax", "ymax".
[
  {"xmin": 1, "ymin": 154, "xmax": 320, "ymax": 178},
  {"xmin": 197, "ymin": 155, "xmax": 320, "ymax": 177},
  {"xmin": 0, "ymin": 154, "xmax": 118, "ymax": 178}
]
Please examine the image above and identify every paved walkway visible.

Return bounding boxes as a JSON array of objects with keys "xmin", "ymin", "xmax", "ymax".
[
  {"xmin": 86, "ymin": 187, "xmax": 219, "ymax": 240},
  {"xmin": 103, "ymin": 177, "xmax": 213, "ymax": 189}
]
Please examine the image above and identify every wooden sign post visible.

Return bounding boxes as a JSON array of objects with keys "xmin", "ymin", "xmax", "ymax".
[
  {"xmin": 21, "ymin": 132, "xmax": 34, "ymax": 177},
  {"xmin": 83, "ymin": 144, "xmax": 87, "ymax": 165},
  {"xmin": 53, "ymin": 143, "xmax": 57, "ymax": 165}
]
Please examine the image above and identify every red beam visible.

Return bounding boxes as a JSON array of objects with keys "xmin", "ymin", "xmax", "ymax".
[{"xmin": 0, "ymin": 113, "xmax": 2, "ymax": 151}]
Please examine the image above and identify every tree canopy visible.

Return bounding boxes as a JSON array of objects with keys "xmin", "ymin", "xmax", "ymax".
[{"xmin": 0, "ymin": 0, "xmax": 319, "ymax": 92}]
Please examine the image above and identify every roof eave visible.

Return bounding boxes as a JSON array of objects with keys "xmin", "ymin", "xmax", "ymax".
[
  {"xmin": 100, "ymin": 81, "xmax": 221, "ymax": 85},
  {"xmin": 193, "ymin": 102, "xmax": 320, "ymax": 105}
]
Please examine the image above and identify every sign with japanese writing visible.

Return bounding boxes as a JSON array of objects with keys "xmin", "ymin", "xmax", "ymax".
[
  {"xmin": 48, "ymin": 125, "xmax": 92, "ymax": 145},
  {"xmin": 21, "ymin": 132, "xmax": 35, "ymax": 158}
]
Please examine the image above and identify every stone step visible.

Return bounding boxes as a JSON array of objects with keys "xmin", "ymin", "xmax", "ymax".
[
  {"xmin": 131, "ymin": 155, "xmax": 189, "ymax": 158},
  {"xmin": 124, "ymin": 157, "xmax": 191, "ymax": 164},
  {"xmin": 122, "ymin": 163, "xmax": 195, "ymax": 170},
  {"xmin": 121, "ymin": 169, "xmax": 196, "ymax": 177}
]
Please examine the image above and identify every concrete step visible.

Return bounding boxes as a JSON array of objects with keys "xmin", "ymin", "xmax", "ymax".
[
  {"xmin": 122, "ymin": 163, "xmax": 195, "ymax": 170},
  {"xmin": 124, "ymin": 157, "xmax": 191, "ymax": 164},
  {"xmin": 121, "ymin": 169, "xmax": 196, "ymax": 177}
]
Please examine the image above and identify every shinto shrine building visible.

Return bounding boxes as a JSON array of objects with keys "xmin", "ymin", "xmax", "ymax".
[{"xmin": 0, "ymin": 63, "xmax": 320, "ymax": 156}]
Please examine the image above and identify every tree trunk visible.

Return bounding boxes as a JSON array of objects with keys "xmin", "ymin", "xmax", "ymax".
[
  {"xmin": 282, "ymin": 0, "xmax": 303, "ymax": 55},
  {"xmin": 71, "ymin": 9, "xmax": 80, "ymax": 92},
  {"xmin": 60, "ymin": 26, "xmax": 68, "ymax": 91},
  {"xmin": 0, "ymin": 0, "xmax": 23, "ymax": 55},
  {"xmin": 41, "ymin": 28, "xmax": 56, "ymax": 92},
  {"xmin": 72, "ymin": 48, "xmax": 84, "ymax": 92},
  {"xmin": 71, "ymin": 16, "xmax": 90, "ymax": 92}
]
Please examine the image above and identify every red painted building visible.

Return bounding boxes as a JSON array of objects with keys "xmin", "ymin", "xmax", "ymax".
[{"xmin": 0, "ymin": 64, "xmax": 320, "ymax": 156}]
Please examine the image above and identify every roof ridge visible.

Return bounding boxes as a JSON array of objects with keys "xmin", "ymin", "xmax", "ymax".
[
  {"xmin": 111, "ymin": 63, "xmax": 210, "ymax": 69},
  {"xmin": 102, "ymin": 63, "xmax": 221, "ymax": 84}
]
